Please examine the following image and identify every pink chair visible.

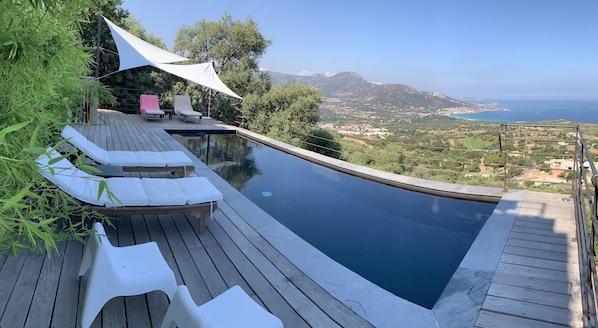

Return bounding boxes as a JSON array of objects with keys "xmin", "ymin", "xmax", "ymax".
[{"xmin": 140, "ymin": 94, "xmax": 165, "ymax": 121}]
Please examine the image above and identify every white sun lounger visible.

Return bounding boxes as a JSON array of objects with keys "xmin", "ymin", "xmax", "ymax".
[
  {"xmin": 37, "ymin": 148, "xmax": 222, "ymax": 231},
  {"xmin": 61, "ymin": 125, "xmax": 195, "ymax": 176},
  {"xmin": 174, "ymin": 95, "xmax": 203, "ymax": 123}
]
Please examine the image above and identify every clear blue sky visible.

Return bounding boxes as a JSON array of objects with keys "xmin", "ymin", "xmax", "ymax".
[{"xmin": 121, "ymin": 0, "xmax": 598, "ymax": 100}]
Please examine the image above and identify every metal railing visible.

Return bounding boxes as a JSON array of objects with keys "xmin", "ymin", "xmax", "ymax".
[{"xmin": 573, "ymin": 128, "xmax": 598, "ymax": 327}]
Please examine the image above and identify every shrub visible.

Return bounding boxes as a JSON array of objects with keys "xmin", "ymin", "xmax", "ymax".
[{"xmin": 0, "ymin": 0, "xmax": 106, "ymax": 255}]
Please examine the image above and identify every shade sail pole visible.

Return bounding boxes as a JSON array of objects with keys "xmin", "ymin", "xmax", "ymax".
[{"xmin": 95, "ymin": 14, "xmax": 102, "ymax": 79}]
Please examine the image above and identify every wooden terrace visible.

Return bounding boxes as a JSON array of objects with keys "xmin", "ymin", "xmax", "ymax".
[{"xmin": 0, "ymin": 110, "xmax": 582, "ymax": 327}]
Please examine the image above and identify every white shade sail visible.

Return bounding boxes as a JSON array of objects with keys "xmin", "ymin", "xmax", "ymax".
[
  {"xmin": 103, "ymin": 16, "xmax": 189, "ymax": 71},
  {"xmin": 103, "ymin": 16, "xmax": 242, "ymax": 100},
  {"xmin": 155, "ymin": 62, "xmax": 242, "ymax": 99}
]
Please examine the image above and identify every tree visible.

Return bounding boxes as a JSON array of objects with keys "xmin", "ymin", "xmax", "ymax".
[
  {"xmin": 241, "ymin": 82, "xmax": 321, "ymax": 143},
  {"xmin": 173, "ymin": 13, "xmax": 323, "ymax": 147},
  {"xmin": 0, "ymin": 0, "xmax": 106, "ymax": 255},
  {"xmin": 173, "ymin": 13, "xmax": 270, "ymax": 123}
]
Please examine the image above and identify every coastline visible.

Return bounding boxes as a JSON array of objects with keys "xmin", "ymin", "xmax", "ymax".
[
  {"xmin": 440, "ymin": 102, "xmax": 510, "ymax": 117},
  {"xmin": 446, "ymin": 98, "xmax": 598, "ymax": 124}
]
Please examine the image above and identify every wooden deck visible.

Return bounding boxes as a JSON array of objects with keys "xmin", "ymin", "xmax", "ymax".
[
  {"xmin": 0, "ymin": 110, "xmax": 582, "ymax": 327},
  {"xmin": 475, "ymin": 191, "xmax": 582, "ymax": 327}
]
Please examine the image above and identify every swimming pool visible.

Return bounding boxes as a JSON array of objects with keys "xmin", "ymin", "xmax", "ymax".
[{"xmin": 173, "ymin": 131, "xmax": 496, "ymax": 309}]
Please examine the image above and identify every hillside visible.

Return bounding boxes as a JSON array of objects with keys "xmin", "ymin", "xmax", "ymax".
[{"xmin": 266, "ymin": 71, "xmax": 488, "ymax": 120}]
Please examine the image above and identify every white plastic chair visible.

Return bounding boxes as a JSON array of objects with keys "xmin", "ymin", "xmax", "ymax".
[
  {"xmin": 78, "ymin": 222, "xmax": 177, "ymax": 328},
  {"xmin": 161, "ymin": 285, "xmax": 284, "ymax": 328}
]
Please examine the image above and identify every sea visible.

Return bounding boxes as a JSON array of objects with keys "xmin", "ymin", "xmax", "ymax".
[{"xmin": 452, "ymin": 99, "xmax": 598, "ymax": 124}]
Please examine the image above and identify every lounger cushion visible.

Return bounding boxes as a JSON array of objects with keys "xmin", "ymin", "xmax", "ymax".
[
  {"xmin": 37, "ymin": 149, "xmax": 222, "ymax": 210},
  {"xmin": 179, "ymin": 111, "xmax": 202, "ymax": 117},
  {"xmin": 141, "ymin": 179, "xmax": 187, "ymax": 206},
  {"xmin": 70, "ymin": 176, "xmax": 106, "ymax": 205},
  {"xmin": 61, "ymin": 125, "xmax": 194, "ymax": 170},
  {"xmin": 161, "ymin": 151, "xmax": 194, "ymax": 167},
  {"xmin": 36, "ymin": 153, "xmax": 74, "ymax": 179},
  {"xmin": 68, "ymin": 174, "xmax": 107, "ymax": 206},
  {"xmin": 144, "ymin": 109, "xmax": 164, "ymax": 116},
  {"xmin": 61, "ymin": 125, "xmax": 110, "ymax": 165},
  {"xmin": 134, "ymin": 152, "xmax": 168, "ymax": 167},
  {"xmin": 37, "ymin": 150, "xmax": 107, "ymax": 206},
  {"xmin": 176, "ymin": 177, "xmax": 223, "ymax": 204},
  {"xmin": 107, "ymin": 151, "xmax": 141, "ymax": 167},
  {"xmin": 105, "ymin": 178, "xmax": 149, "ymax": 207}
]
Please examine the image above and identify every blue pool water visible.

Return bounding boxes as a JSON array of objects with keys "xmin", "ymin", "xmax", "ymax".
[{"xmin": 175, "ymin": 132, "xmax": 496, "ymax": 309}]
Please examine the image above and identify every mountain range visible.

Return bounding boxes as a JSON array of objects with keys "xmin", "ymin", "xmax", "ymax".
[{"xmin": 266, "ymin": 71, "xmax": 482, "ymax": 119}]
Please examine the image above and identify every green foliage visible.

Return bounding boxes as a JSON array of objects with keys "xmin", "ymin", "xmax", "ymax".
[
  {"xmin": 459, "ymin": 137, "xmax": 494, "ymax": 149},
  {"xmin": 300, "ymin": 128, "xmax": 343, "ymax": 159},
  {"xmin": 0, "ymin": 0, "xmax": 105, "ymax": 255},
  {"xmin": 483, "ymin": 152, "xmax": 504, "ymax": 168},
  {"xmin": 242, "ymin": 82, "xmax": 322, "ymax": 142},
  {"xmin": 174, "ymin": 13, "xmax": 270, "ymax": 72}
]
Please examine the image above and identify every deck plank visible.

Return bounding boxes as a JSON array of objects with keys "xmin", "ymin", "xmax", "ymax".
[
  {"xmin": 502, "ymin": 244, "xmax": 572, "ymax": 263},
  {"xmin": 481, "ymin": 295, "xmax": 578, "ymax": 327},
  {"xmin": 487, "ymin": 283, "xmax": 581, "ymax": 311},
  {"xmin": 98, "ymin": 224, "xmax": 127, "ymax": 327},
  {"xmin": 116, "ymin": 218, "xmax": 153, "ymax": 327},
  {"xmin": 476, "ymin": 310, "xmax": 568, "ymax": 328},
  {"xmin": 0, "ymin": 251, "xmax": 45, "ymax": 327},
  {"xmin": 129, "ymin": 215, "xmax": 171, "ymax": 327},
  {"xmin": 496, "ymin": 262, "xmax": 575, "ymax": 283},
  {"xmin": 507, "ymin": 237, "xmax": 576, "ymax": 253},
  {"xmin": 508, "ymin": 231, "xmax": 570, "ymax": 246},
  {"xmin": 25, "ymin": 242, "xmax": 67, "ymax": 327},
  {"xmin": 50, "ymin": 239, "xmax": 82, "ymax": 328},
  {"xmin": 0, "ymin": 251, "xmax": 28, "ymax": 326},
  {"xmin": 189, "ymin": 216, "xmax": 253, "ymax": 294},
  {"xmin": 158, "ymin": 215, "xmax": 210, "ymax": 303},
  {"xmin": 171, "ymin": 213, "xmax": 229, "ymax": 298}
]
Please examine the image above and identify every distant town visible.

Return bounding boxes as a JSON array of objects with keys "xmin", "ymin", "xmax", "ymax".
[
  {"xmin": 321, "ymin": 123, "xmax": 393, "ymax": 139},
  {"xmin": 320, "ymin": 103, "xmax": 507, "ymax": 140}
]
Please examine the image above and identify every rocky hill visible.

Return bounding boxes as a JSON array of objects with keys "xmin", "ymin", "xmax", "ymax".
[{"xmin": 266, "ymin": 71, "xmax": 484, "ymax": 119}]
